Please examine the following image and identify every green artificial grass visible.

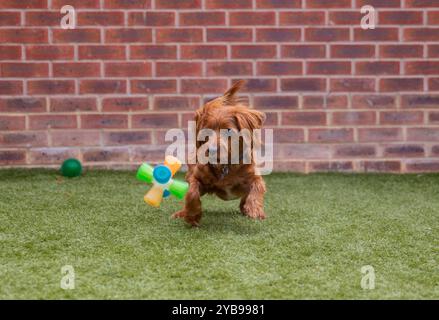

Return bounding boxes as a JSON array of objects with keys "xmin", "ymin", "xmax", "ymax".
[{"xmin": 0, "ymin": 169, "xmax": 438, "ymax": 299}]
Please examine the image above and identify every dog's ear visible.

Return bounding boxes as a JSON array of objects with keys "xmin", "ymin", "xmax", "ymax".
[
  {"xmin": 223, "ymin": 80, "xmax": 245, "ymax": 105},
  {"xmin": 194, "ymin": 108, "xmax": 201, "ymax": 126},
  {"xmin": 235, "ymin": 108, "xmax": 266, "ymax": 161},
  {"xmin": 194, "ymin": 108, "xmax": 203, "ymax": 148},
  {"xmin": 194, "ymin": 108, "xmax": 202, "ymax": 123},
  {"xmin": 234, "ymin": 108, "xmax": 266, "ymax": 131}
]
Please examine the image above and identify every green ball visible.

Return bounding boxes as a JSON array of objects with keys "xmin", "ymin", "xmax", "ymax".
[{"xmin": 60, "ymin": 158, "xmax": 82, "ymax": 178}]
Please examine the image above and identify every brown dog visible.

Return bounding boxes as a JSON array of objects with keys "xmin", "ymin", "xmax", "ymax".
[{"xmin": 172, "ymin": 81, "xmax": 266, "ymax": 226}]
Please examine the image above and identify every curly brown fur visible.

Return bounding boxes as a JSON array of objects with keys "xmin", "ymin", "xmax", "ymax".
[{"xmin": 173, "ymin": 80, "xmax": 267, "ymax": 227}]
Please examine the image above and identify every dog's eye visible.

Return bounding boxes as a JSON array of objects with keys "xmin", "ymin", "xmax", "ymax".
[{"xmin": 227, "ymin": 128, "xmax": 233, "ymax": 134}]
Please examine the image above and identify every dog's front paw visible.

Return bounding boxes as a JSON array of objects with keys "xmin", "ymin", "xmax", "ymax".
[
  {"xmin": 172, "ymin": 210, "xmax": 201, "ymax": 227},
  {"xmin": 243, "ymin": 205, "xmax": 266, "ymax": 220},
  {"xmin": 172, "ymin": 210, "xmax": 186, "ymax": 219},
  {"xmin": 184, "ymin": 215, "xmax": 201, "ymax": 227}
]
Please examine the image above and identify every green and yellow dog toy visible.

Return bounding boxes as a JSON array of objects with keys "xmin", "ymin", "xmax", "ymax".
[{"xmin": 136, "ymin": 156, "xmax": 189, "ymax": 207}]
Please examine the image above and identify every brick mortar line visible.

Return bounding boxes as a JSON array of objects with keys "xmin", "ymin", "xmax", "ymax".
[
  {"xmin": 4, "ymin": 25, "xmax": 439, "ymax": 29},
  {"xmin": 3, "ymin": 24, "xmax": 438, "ymax": 29},
  {"xmin": 3, "ymin": 41, "xmax": 439, "ymax": 46},
  {"xmin": 0, "ymin": 106, "xmax": 436, "ymax": 112},
  {"xmin": 2, "ymin": 125, "xmax": 438, "ymax": 131},
  {"xmin": 5, "ymin": 58, "xmax": 439, "ymax": 61},
  {"xmin": 0, "ymin": 93, "xmax": 432, "ymax": 98},
  {"xmin": 2, "ymin": 74, "xmax": 437, "ymax": 78},
  {"xmin": 2, "ymin": 75, "xmax": 437, "ymax": 79},
  {"xmin": 6, "ymin": 8, "xmax": 438, "ymax": 12},
  {"xmin": 1, "ymin": 42, "xmax": 438, "ymax": 46},
  {"xmin": 1, "ymin": 92, "xmax": 438, "ymax": 97},
  {"xmin": 3, "ymin": 156, "xmax": 439, "ymax": 162}
]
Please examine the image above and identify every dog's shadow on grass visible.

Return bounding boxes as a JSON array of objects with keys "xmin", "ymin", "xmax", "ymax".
[{"xmin": 186, "ymin": 209, "xmax": 264, "ymax": 235}]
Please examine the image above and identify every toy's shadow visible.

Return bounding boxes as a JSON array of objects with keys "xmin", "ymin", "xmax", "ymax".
[{"xmin": 185, "ymin": 209, "xmax": 264, "ymax": 235}]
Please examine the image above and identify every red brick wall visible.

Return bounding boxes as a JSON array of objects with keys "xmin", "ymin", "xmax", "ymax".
[{"xmin": 1, "ymin": 0, "xmax": 439, "ymax": 173}]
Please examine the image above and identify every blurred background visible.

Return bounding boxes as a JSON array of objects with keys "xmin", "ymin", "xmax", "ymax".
[{"xmin": 1, "ymin": 0, "xmax": 438, "ymax": 173}]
